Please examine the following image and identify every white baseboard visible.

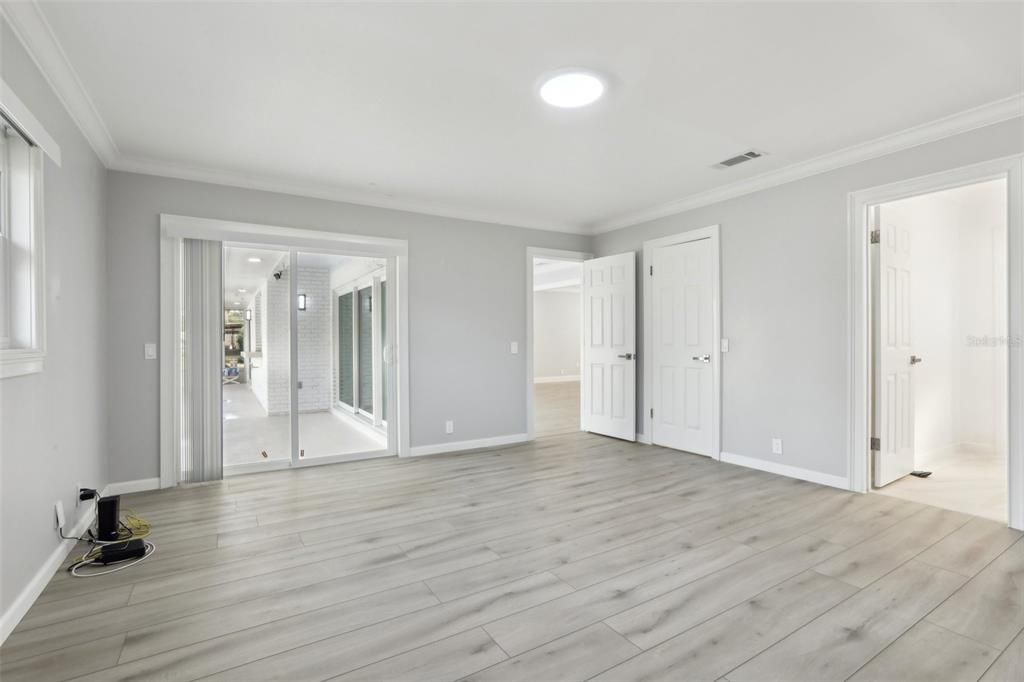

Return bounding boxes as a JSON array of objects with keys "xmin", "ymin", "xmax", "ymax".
[
  {"xmin": 103, "ymin": 477, "xmax": 161, "ymax": 496},
  {"xmin": 720, "ymin": 451, "xmax": 851, "ymax": 491},
  {"xmin": 408, "ymin": 433, "xmax": 530, "ymax": 457},
  {"xmin": 534, "ymin": 375, "xmax": 580, "ymax": 384},
  {"xmin": 0, "ymin": 504, "xmax": 96, "ymax": 644}
]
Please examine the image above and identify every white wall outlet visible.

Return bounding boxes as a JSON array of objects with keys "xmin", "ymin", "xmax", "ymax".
[
  {"xmin": 510, "ymin": 341, "xmax": 519, "ymax": 354},
  {"xmin": 721, "ymin": 338, "xmax": 730, "ymax": 352},
  {"xmin": 771, "ymin": 438, "xmax": 783, "ymax": 455},
  {"xmin": 144, "ymin": 342, "xmax": 158, "ymax": 360},
  {"xmin": 54, "ymin": 500, "xmax": 66, "ymax": 531},
  {"xmin": 445, "ymin": 420, "xmax": 454, "ymax": 434},
  {"xmin": 75, "ymin": 482, "xmax": 82, "ymax": 508}
]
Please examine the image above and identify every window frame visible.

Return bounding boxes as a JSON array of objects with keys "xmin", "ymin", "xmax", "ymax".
[{"xmin": 0, "ymin": 109, "xmax": 46, "ymax": 379}]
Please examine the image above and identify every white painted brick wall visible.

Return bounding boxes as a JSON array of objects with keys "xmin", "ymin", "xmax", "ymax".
[
  {"xmin": 265, "ymin": 270, "xmax": 292, "ymax": 414},
  {"xmin": 297, "ymin": 267, "xmax": 332, "ymax": 412},
  {"xmin": 252, "ymin": 265, "xmax": 333, "ymax": 415}
]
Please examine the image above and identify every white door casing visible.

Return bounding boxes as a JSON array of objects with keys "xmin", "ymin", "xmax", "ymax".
[
  {"xmin": 652, "ymin": 238, "xmax": 715, "ymax": 456},
  {"xmin": 582, "ymin": 252, "xmax": 636, "ymax": 441},
  {"xmin": 874, "ymin": 206, "xmax": 916, "ymax": 486}
]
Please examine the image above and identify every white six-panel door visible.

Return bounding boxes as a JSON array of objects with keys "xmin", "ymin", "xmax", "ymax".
[
  {"xmin": 874, "ymin": 212, "xmax": 916, "ymax": 486},
  {"xmin": 581, "ymin": 252, "xmax": 636, "ymax": 441},
  {"xmin": 651, "ymin": 238, "xmax": 714, "ymax": 455}
]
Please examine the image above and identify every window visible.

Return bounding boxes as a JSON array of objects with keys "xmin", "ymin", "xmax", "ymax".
[
  {"xmin": 337, "ymin": 292, "xmax": 354, "ymax": 405},
  {"xmin": 0, "ymin": 112, "xmax": 45, "ymax": 378},
  {"xmin": 335, "ymin": 271, "xmax": 386, "ymax": 426}
]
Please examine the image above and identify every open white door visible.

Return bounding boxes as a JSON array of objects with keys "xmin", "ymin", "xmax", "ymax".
[
  {"xmin": 874, "ymin": 208, "xmax": 917, "ymax": 486},
  {"xmin": 651, "ymin": 238, "xmax": 715, "ymax": 456},
  {"xmin": 582, "ymin": 252, "xmax": 636, "ymax": 441}
]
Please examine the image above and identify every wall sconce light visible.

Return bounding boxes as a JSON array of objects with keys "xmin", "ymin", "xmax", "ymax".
[
  {"xmin": 298, "ymin": 294, "xmax": 307, "ymax": 311},
  {"xmin": 245, "ymin": 309, "xmax": 252, "ymax": 321}
]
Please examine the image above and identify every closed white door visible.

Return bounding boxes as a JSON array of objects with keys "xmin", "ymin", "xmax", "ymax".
[
  {"xmin": 651, "ymin": 238, "xmax": 714, "ymax": 455},
  {"xmin": 874, "ymin": 211, "xmax": 917, "ymax": 486},
  {"xmin": 581, "ymin": 252, "xmax": 636, "ymax": 441}
]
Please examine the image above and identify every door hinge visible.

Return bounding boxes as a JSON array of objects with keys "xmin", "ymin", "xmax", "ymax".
[
  {"xmin": 869, "ymin": 229, "xmax": 880, "ymax": 245},
  {"xmin": 870, "ymin": 437, "xmax": 880, "ymax": 451},
  {"xmin": 650, "ymin": 408, "xmax": 654, "ymax": 418},
  {"xmin": 649, "ymin": 265, "xmax": 653, "ymax": 276}
]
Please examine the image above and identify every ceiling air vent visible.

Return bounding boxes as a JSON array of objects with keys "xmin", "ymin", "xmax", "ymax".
[{"xmin": 716, "ymin": 150, "xmax": 763, "ymax": 169}]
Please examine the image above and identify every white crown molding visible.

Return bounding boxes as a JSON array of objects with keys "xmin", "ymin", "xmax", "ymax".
[
  {"xmin": 3, "ymin": 0, "xmax": 577, "ymax": 233},
  {"xmin": 1, "ymin": 1, "xmax": 118, "ymax": 165},
  {"xmin": 590, "ymin": 93, "xmax": 1024, "ymax": 234},
  {"xmin": 110, "ymin": 154, "xmax": 586, "ymax": 234},
  {"xmin": 5, "ymin": 1, "xmax": 1021, "ymax": 238}
]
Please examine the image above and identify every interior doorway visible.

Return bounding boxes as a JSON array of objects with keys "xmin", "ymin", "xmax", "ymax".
[
  {"xmin": 869, "ymin": 178, "xmax": 1010, "ymax": 522},
  {"xmin": 160, "ymin": 215, "xmax": 410, "ymax": 488},
  {"xmin": 531, "ymin": 256, "xmax": 583, "ymax": 437}
]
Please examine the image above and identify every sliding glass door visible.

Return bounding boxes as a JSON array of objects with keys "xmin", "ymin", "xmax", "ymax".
[
  {"xmin": 165, "ymin": 221, "xmax": 405, "ymax": 486},
  {"xmin": 296, "ymin": 252, "xmax": 388, "ymax": 461},
  {"xmin": 221, "ymin": 245, "xmax": 292, "ymax": 472}
]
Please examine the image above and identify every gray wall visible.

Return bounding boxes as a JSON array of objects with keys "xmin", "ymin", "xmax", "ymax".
[
  {"xmin": 595, "ymin": 118, "xmax": 1024, "ymax": 480},
  {"xmin": 0, "ymin": 20, "xmax": 109, "ymax": 616},
  {"xmin": 106, "ymin": 172, "xmax": 588, "ymax": 481}
]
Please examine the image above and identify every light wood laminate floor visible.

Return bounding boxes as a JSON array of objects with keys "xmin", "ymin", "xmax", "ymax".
[
  {"xmin": 534, "ymin": 380, "xmax": 580, "ymax": 437},
  {"xmin": 2, "ymin": 433, "xmax": 1022, "ymax": 682},
  {"xmin": 875, "ymin": 445, "xmax": 1008, "ymax": 523}
]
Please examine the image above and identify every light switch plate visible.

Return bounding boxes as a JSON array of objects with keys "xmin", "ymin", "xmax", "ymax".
[
  {"xmin": 721, "ymin": 338, "xmax": 730, "ymax": 352},
  {"xmin": 144, "ymin": 343, "xmax": 158, "ymax": 360},
  {"xmin": 445, "ymin": 420, "xmax": 454, "ymax": 434},
  {"xmin": 510, "ymin": 341, "xmax": 519, "ymax": 354}
]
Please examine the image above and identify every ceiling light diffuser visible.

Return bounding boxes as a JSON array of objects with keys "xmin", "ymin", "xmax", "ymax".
[
  {"xmin": 247, "ymin": 257, "xmax": 262, "ymax": 263},
  {"xmin": 539, "ymin": 71, "xmax": 605, "ymax": 109}
]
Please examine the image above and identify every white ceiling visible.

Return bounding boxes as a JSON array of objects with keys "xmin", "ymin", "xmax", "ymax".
[
  {"xmin": 19, "ymin": 2, "xmax": 1024, "ymax": 233},
  {"xmin": 535, "ymin": 258, "xmax": 582, "ymax": 292},
  {"xmin": 223, "ymin": 245, "xmax": 286, "ymax": 308}
]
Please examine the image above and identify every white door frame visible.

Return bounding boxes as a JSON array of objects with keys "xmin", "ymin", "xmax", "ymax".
[
  {"xmin": 525, "ymin": 246, "xmax": 592, "ymax": 440},
  {"xmin": 848, "ymin": 155, "xmax": 1024, "ymax": 530},
  {"xmin": 642, "ymin": 225, "xmax": 722, "ymax": 458},
  {"xmin": 159, "ymin": 214, "xmax": 410, "ymax": 488}
]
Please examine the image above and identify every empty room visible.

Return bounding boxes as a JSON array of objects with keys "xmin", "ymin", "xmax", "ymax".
[{"xmin": 0, "ymin": 3, "xmax": 1022, "ymax": 682}]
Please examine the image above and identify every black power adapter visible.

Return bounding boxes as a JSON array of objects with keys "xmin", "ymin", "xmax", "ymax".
[{"xmin": 98, "ymin": 539, "xmax": 147, "ymax": 564}]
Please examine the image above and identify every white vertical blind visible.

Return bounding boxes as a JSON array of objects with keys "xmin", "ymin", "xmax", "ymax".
[{"xmin": 179, "ymin": 238, "xmax": 223, "ymax": 483}]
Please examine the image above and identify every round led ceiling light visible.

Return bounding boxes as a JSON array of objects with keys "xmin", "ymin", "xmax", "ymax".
[{"xmin": 539, "ymin": 70, "xmax": 606, "ymax": 109}]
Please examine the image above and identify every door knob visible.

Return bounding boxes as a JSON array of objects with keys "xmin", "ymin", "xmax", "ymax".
[
  {"xmin": 692, "ymin": 354, "xmax": 711, "ymax": 363},
  {"xmin": 910, "ymin": 355, "xmax": 923, "ymax": 365},
  {"xmin": 617, "ymin": 353, "xmax": 634, "ymax": 360}
]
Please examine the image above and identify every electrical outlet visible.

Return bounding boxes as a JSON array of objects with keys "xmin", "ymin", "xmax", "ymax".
[
  {"xmin": 771, "ymin": 438, "xmax": 783, "ymax": 455},
  {"xmin": 54, "ymin": 500, "xmax": 66, "ymax": 531},
  {"xmin": 75, "ymin": 481, "xmax": 82, "ymax": 507},
  {"xmin": 445, "ymin": 420, "xmax": 454, "ymax": 434}
]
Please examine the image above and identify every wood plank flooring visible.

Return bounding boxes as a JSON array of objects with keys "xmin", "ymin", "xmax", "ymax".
[
  {"xmin": 534, "ymin": 381, "xmax": 580, "ymax": 438},
  {"xmin": 2, "ymin": 424, "xmax": 1022, "ymax": 680}
]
